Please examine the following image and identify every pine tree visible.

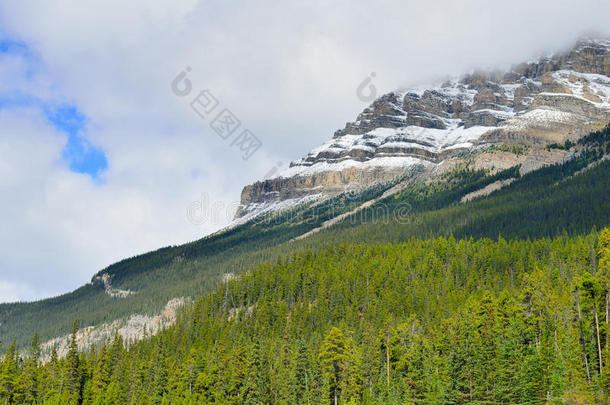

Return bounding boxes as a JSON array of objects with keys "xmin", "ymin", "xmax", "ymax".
[
  {"xmin": 226, "ymin": 345, "xmax": 247, "ymax": 403},
  {"xmin": 92, "ymin": 343, "xmax": 110, "ymax": 397},
  {"xmin": 341, "ymin": 338, "xmax": 363, "ymax": 403},
  {"xmin": 291, "ymin": 339, "xmax": 310, "ymax": 404},
  {"xmin": 151, "ymin": 340, "xmax": 169, "ymax": 403},
  {"xmin": 19, "ymin": 331, "xmax": 42, "ymax": 403},
  {"xmin": 319, "ymin": 327, "xmax": 349, "ymax": 405},
  {"xmin": 0, "ymin": 340, "xmax": 17, "ymax": 403},
  {"xmin": 598, "ymin": 228, "xmax": 610, "ymax": 397},
  {"xmin": 44, "ymin": 346, "xmax": 62, "ymax": 400},
  {"xmin": 360, "ymin": 323, "xmax": 381, "ymax": 401},
  {"xmin": 66, "ymin": 320, "xmax": 82, "ymax": 400}
]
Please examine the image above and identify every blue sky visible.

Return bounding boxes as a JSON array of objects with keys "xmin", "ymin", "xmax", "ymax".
[
  {"xmin": 0, "ymin": 37, "xmax": 107, "ymax": 181},
  {"xmin": 46, "ymin": 104, "xmax": 108, "ymax": 181},
  {"xmin": 0, "ymin": 39, "xmax": 28, "ymax": 57}
]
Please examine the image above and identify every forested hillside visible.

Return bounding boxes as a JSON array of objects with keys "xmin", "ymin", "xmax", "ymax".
[
  {"xmin": 3, "ymin": 230, "xmax": 610, "ymax": 404},
  {"xmin": 0, "ymin": 120, "xmax": 595, "ymax": 403},
  {"xmin": 1, "ymin": 125, "xmax": 610, "ymax": 351},
  {"xmin": 0, "ymin": 172, "xmax": 405, "ymax": 348},
  {"xmin": 3, "ymin": 4, "xmax": 610, "ymax": 404}
]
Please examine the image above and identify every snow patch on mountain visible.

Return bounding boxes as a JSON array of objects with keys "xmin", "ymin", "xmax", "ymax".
[
  {"xmin": 502, "ymin": 108, "xmax": 579, "ymax": 130},
  {"xmin": 276, "ymin": 156, "xmax": 428, "ymax": 179},
  {"xmin": 275, "ymin": 124, "xmax": 491, "ymax": 179},
  {"xmin": 236, "ymin": 38, "xmax": 610, "ymax": 223},
  {"xmin": 231, "ymin": 193, "xmax": 325, "ymax": 226},
  {"xmin": 551, "ymin": 70, "xmax": 610, "ymax": 106}
]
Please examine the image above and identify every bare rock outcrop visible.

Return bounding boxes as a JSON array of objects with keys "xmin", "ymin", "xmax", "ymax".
[{"xmin": 235, "ymin": 38, "xmax": 610, "ymax": 220}]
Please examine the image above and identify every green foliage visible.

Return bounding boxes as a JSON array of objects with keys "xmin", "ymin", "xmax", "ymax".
[
  {"xmin": 3, "ymin": 230, "xmax": 610, "ymax": 403},
  {"xmin": 3, "ymin": 125, "xmax": 610, "ymax": 351},
  {"xmin": 66, "ymin": 321, "xmax": 81, "ymax": 400},
  {"xmin": 547, "ymin": 139, "xmax": 575, "ymax": 150},
  {"xmin": 494, "ymin": 143, "xmax": 528, "ymax": 155},
  {"xmin": 327, "ymin": 153, "xmax": 610, "ymax": 242},
  {"xmin": 1, "ymin": 126, "xmax": 610, "ymax": 403},
  {"xmin": 319, "ymin": 327, "xmax": 350, "ymax": 404}
]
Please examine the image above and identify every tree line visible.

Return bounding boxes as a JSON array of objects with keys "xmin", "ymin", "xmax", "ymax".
[{"xmin": 0, "ymin": 230, "xmax": 608, "ymax": 403}]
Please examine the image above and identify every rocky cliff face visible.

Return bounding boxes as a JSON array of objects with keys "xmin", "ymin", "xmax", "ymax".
[{"xmin": 236, "ymin": 38, "xmax": 610, "ymax": 220}]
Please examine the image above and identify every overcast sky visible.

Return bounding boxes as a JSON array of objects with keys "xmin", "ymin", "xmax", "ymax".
[{"xmin": 0, "ymin": 0, "xmax": 609, "ymax": 302}]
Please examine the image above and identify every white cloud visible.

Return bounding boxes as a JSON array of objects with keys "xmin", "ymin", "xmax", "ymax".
[
  {"xmin": 0, "ymin": 107, "xmax": 236, "ymax": 297},
  {"xmin": 0, "ymin": 0, "xmax": 609, "ymax": 301},
  {"xmin": 0, "ymin": 280, "xmax": 39, "ymax": 303}
]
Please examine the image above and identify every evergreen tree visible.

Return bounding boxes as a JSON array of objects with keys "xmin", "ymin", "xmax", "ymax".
[
  {"xmin": 319, "ymin": 327, "xmax": 349, "ymax": 405},
  {"xmin": 66, "ymin": 320, "xmax": 82, "ymax": 401},
  {"xmin": 0, "ymin": 340, "xmax": 17, "ymax": 403},
  {"xmin": 3, "ymin": 229, "xmax": 610, "ymax": 403},
  {"xmin": 291, "ymin": 339, "xmax": 310, "ymax": 404}
]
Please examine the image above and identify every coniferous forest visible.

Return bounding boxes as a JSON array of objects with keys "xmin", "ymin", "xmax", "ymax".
[
  {"xmin": 2, "ymin": 230, "xmax": 610, "ymax": 404},
  {"xmin": 3, "ymin": 125, "xmax": 610, "ymax": 352},
  {"xmin": 4, "ymin": 1, "xmax": 610, "ymax": 402},
  {"xmin": 1, "ymin": 126, "xmax": 609, "ymax": 404}
]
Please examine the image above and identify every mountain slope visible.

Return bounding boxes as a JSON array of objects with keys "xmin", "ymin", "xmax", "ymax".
[
  {"xmin": 8, "ymin": 229, "xmax": 610, "ymax": 403},
  {"xmin": 237, "ymin": 37, "xmax": 610, "ymax": 219},
  {"xmin": 2, "ymin": 38, "xmax": 610, "ymax": 354},
  {"xmin": 2, "ymin": 123, "xmax": 609, "ymax": 354}
]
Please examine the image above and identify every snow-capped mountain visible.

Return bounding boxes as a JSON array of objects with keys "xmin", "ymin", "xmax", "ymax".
[{"xmin": 236, "ymin": 38, "xmax": 610, "ymax": 220}]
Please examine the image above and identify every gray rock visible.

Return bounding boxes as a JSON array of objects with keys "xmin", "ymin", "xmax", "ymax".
[{"xmin": 236, "ymin": 38, "xmax": 610, "ymax": 219}]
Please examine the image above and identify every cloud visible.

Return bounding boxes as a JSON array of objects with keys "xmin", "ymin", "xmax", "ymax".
[
  {"xmin": 0, "ymin": 281, "xmax": 38, "ymax": 303},
  {"xmin": 0, "ymin": 0, "xmax": 609, "ymax": 301},
  {"xmin": 0, "ymin": 39, "xmax": 108, "ymax": 180},
  {"xmin": 0, "ymin": 105, "xmax": 236, "ymax": 300}
]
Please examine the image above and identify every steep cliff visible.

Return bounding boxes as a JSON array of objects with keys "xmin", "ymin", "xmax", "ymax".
[{"xmin": 237, "ymin": 38, "xmax": 610, "ymax": 220}]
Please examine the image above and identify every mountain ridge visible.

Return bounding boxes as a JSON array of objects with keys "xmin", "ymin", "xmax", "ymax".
[
  {"xmin": 1, "ymin": 38, "xmax": 610, "ymax": 356},
  {"xmin": 236, "ymin": 37, "xmax": 610, "ymax": 220}
]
